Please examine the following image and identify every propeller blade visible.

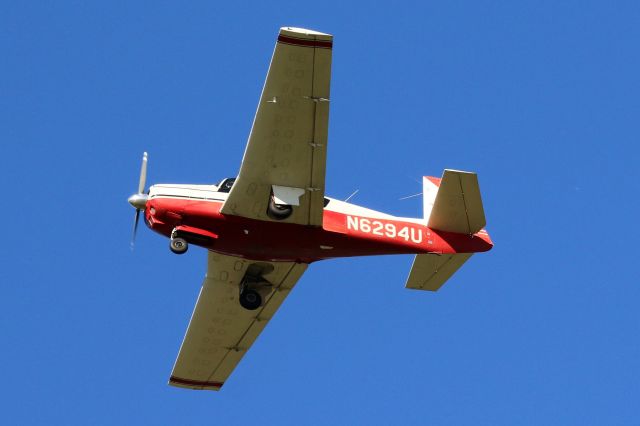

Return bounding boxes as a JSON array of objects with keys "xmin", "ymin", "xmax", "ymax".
[
  {"xmin": 138, "ymin": 152, "xmax": 148, "ymax": 194},
  {"xmin": 131, "ymin": 209, "xmax": 140, "ymax": 250}
]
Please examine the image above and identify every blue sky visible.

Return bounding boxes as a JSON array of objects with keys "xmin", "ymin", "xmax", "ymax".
[{"xmin": 2, "ymin": 1, "xmax": 639, "ymax": 424}]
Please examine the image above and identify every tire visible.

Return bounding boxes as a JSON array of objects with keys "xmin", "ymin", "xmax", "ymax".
[
  {"xmin": 170, "ymin": 237, "xmax": 188, "ymax": 254},
  {"xmin": 239, "ymin": 289, "xmax": 262, "ymax": 310},
  {"xmin": 266, "ymin": 198, "xmax": 293, "ymax": 220}
]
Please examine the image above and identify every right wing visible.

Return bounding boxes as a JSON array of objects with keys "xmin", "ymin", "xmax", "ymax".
[
  {"xmin": 169, "ymin": 252, "xmax": 307, "ymax": 391},
  {"xmin": 221, "ymin": 27, "xmax": 333, "ymax": 227}
]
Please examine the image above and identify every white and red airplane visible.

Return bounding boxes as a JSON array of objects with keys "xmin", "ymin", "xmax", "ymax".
[{"xmin": 128, "ymin": 27, "xmax": 493, "ymax": 391}]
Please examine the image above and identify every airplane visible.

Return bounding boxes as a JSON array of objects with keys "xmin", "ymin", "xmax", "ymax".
[{"xmin": 127, "ymin": 27, "xmax": 493, "ymax": 391}]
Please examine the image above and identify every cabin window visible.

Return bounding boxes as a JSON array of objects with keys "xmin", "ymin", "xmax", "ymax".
[{"xmin": 218, "ymin": 178, "xmax": 236, "ymax": 193}]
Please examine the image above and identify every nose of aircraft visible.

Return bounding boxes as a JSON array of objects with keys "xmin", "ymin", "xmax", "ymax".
[
  {"xmin": 129, "ymin": 152, "xmax": 149, "ymax": 249},
  {"xmin": 128, "ymin": 151, "xmax": 149, "ymax": 210},
  {"xmin": 128, "ymin": 193, "xmax": 148, "ymax": 210}
]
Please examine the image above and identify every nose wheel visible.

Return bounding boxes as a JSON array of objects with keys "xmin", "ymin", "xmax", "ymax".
[{"xmin": 170, "ymin": 237, "xmax": 188, "ymax": 254}]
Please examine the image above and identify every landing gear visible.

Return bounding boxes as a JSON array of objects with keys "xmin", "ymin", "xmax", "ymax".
[
  {"xmin": 239, "ymin": 288, "xmax": 262, "ymax": 311},
  {"xmin": 170, "ymin": 237, "xmax": 188, "ymax": 254},
  {"xmin": 239, "ymin": 269, "xmax": 272, "ymax": 311},
  {"xmin": 267, "ymin": 197, "xmax": 293, "ymax": 220}
]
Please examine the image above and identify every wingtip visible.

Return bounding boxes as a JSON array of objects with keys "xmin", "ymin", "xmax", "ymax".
[
  {"xmin": 168, "ymin": 375, "xmax": 224, "ymax": 391},
  {"xmin": 278, "ymin": 27, "xmax": 333, "ymax": 49},
  {"xmin": 279, "ymin": 26, "xmax": 332, "ymax": 38}
]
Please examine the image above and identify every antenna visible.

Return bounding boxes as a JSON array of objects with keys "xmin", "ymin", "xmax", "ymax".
[
  {"xmin": 399, "ymin": 192, "xmax": 422, "ymax": 201},
  {"xmin": 344, "ymin": 189, "xmax": 359, "ymax": 202}
]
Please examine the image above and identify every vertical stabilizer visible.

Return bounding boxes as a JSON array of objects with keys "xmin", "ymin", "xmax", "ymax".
[
  {"xmin": 423, "ymin": 176, "xmax": 442, "ymax": 222},
  {"xmin": 427, "ymin": 169, "xmax": 486, "ymax": 234}
]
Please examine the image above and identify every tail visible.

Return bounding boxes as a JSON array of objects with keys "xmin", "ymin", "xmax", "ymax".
[
  {"xmin": 405, "ymin": 252, "xmax": 473, "ymax": 291},
  {"xmin": 407, "ymin": 169, "xmax": 487, "ymax": 292},
  {"xmin": 423, "ymin": 169, "xmax": 486, "ymax": 234}
]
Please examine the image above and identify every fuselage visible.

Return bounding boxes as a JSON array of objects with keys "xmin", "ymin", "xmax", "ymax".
[{"xmin": 144, "ymin": 183, "xmax": 493, "ymax": 263}]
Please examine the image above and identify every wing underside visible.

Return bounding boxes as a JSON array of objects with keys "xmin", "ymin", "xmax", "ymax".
[
  {"xmin": 221, "ymin": 27, "xmax": 333, "ymax": 226},
  {"xmin": 169, "ymin": 252, "xmax": 307, "ymax": 390},
  {"xmin": 405, "ymin": 253, "xmax": 473, "ymax": 291}
]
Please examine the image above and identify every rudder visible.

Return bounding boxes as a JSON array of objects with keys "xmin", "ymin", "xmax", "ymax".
[{"xmin": 427, "ymin": 169, "xmax": 486, "ymax": 234}]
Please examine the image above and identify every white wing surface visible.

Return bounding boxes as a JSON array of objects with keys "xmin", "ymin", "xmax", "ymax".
[
  {"xmin": 221, "ymin": 27, "xmax": 333, "ymax": 226},
  {"xmin": 169, "ymin": 252, "xmax": 307, "ymax": 391},
  {"xmin": 405, "ymin": 253, "xmax": 473, "ymax": 291}
]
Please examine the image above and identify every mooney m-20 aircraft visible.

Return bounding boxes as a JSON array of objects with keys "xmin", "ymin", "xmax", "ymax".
[{"xmin": 127, "ymin": 27, "xmax": 493, "ymax": 391}]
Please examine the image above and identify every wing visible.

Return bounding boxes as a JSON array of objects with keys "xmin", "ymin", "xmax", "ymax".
[
  {"xmin": 169, "ymin": 252, "xmax": 307, "ymax": 391},
  {"xmin": 221, "ymin": 27, "xmax": 333, "ymax": 226}
]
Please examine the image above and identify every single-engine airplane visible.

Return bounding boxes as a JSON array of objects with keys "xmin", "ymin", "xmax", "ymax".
[{"xmin": 127, "ymin": 27, "xmax": 493, "ymax": 391}]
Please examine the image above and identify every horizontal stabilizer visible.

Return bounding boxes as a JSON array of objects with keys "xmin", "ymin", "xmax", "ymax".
[
  {"xmin": 427, "ymin": 169, "xmax": 486, "ymax": 234},
  {"xmin": 405, "ymin": 253, "xmax": 472, "ymax": 291}
]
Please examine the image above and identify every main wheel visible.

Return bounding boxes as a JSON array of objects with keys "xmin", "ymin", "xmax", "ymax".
[
  {"xmin": 170, "ymin": 237, "xmax": 188, "ymax": 254},
  {"xmin": 239, "ymin": 289, "xmax": 262, "ymax": 310},
  {"xmin": 267, "ymin": 197, "xmax": 293, "ymax": 220}
]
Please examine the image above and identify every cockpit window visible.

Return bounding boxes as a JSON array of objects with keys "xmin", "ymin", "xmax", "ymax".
[{"xmin": 218, "ymin": 178, "xmax": 236, "ymax": 193}]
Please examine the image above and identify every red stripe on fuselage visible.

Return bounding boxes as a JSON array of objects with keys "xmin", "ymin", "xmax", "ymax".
[{"xmin": 145, "ymin": 197, "xmax": 492, "ymax": 262}]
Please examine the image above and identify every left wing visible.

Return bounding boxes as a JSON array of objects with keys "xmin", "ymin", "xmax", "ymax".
[
  {"xmin": 169, "ymin": 252, "xmax": 307, "ymax": 391},
  {"xmin": 221, "ymin": 27, "xmax": 333, "ymax": 226}
]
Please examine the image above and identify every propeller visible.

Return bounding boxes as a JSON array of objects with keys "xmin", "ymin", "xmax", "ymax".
[{"xmin": 128, "ymin": 152, "xmax": 149, "ymax": 249}]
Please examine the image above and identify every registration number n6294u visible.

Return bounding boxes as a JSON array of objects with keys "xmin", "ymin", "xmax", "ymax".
[{"xmin": 346, "ymin": 216, "xmax": 424, "ymax": 244}]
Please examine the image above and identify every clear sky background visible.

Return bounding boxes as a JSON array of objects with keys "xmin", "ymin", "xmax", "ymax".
[{"xmin": 2, "ymin": 1, "xmax": 639, "ymax": 424}]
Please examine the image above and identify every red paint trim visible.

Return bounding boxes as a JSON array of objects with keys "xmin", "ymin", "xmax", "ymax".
[
  {"xmin": 426, "ymin": 176, "xmax": 442, "ymax": 186},
  {"xmin": 146, "ymin": 197, "xmax": 493, "ymax": 262},
  {"xmin": 169, "ymin": 375, "xmax": 223, "ymax": 388},
  {"xmin": 175, "ymin": 224, "xmax": 218, "ymax": 240},
  {"xmin": 278, "ymin": 34, "xmax": 333, "ymax": 49}
]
